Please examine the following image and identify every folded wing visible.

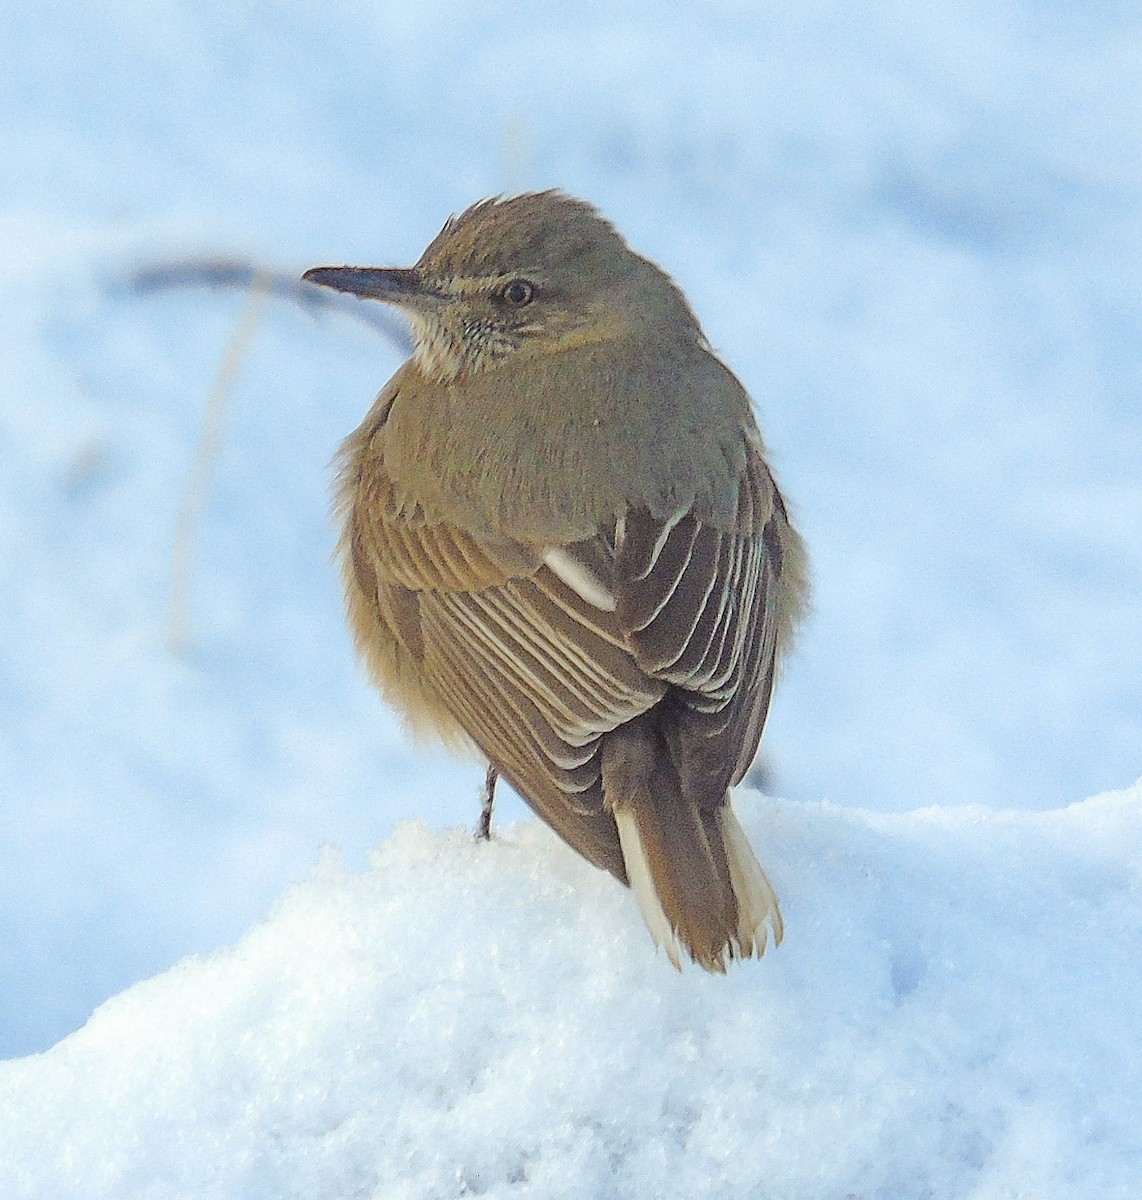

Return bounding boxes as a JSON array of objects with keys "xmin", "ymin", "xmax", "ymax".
[{"xmin": 346, "ymin": 434, "xmax": 785, "ymax": 888}]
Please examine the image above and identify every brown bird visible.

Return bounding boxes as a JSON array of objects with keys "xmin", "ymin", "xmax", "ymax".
[{"xmin": 303, "ymin": 192, "xmax": 808, "ymax": 971}]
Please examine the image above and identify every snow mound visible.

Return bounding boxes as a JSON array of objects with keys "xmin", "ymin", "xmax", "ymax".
[{"xmin": 3, "ymin": 784, "xmax": 1140, "ymax": 1199}]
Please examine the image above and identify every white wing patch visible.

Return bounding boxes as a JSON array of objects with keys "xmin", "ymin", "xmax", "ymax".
[{"xmin": 542, "ymin": 547, "xmax": 617, "ymax": 612}]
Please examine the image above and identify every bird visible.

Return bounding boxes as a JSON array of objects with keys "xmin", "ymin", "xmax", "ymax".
[{"xmin": 303, "ymin": 191, "xmax": 808, "ymax": 971}]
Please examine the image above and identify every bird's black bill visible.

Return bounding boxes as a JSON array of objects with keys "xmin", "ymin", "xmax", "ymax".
[{"xmin": 301, "ymin": 265, "xmax": 438, "ymax": 306}]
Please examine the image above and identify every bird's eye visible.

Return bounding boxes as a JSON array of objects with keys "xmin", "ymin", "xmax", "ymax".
[{"xmin": 501, "ymin": 279, "xmax": 535, "ymax": 306}]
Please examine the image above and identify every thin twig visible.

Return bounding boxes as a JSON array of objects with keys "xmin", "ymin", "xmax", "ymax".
[
  {"xmin": 131, "ymin": 254, "xmax": 412, "ymax": 654},
  {"xmin": 168, "ymin": 274, "xmax": 271, "ymax": 655},
  {"xmin": 129, "ymin": 257, "xmax": 413, "ymax": 353}
]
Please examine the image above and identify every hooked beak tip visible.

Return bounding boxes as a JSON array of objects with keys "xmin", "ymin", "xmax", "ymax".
[
  {"xmin": 301, "ymin": 265, "xmax": 342, "ymax": 289},
  {"xmin": 301, "ymin": 265, "xmax": 432, "ymax": 306}
]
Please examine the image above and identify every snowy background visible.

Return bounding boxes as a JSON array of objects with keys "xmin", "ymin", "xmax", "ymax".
[{"xmin": 2, "ymin": 0, "xmax": 1141, "ymax": 1195}]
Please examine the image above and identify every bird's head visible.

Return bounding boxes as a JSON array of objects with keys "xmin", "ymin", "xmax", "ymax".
[{"xmin": 304, "ymin": 191, "xmax": 694, "ymax": 383}]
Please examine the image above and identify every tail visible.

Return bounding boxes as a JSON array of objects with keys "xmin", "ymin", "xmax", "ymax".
[{"xmin": 603, "ymin": 722, "xmax": 783, "ymax": 971}]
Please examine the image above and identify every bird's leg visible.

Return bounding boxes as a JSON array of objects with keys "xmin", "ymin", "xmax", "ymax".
[{"xmin": 475, "ymin": 763, "xmax": 499, "ymax": 841}]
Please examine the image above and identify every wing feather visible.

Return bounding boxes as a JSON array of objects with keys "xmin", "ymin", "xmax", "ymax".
[
  {"xmin": 613, "ymin": 445, "xmax": 786, "ymax": 803},
  {"xmin": 667, "ymin": 531, "xmax": 735, "ymax": 681},
  {"xmin": 620, "ymin": 515, "xmax": 701, "ymax": 631},
  {"xmin": 627, "ymin": 523, "xmax": 721, "ymax": 673}
]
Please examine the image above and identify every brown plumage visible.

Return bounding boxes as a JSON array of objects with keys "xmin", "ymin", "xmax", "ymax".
[{"xmin": 304, "ymin": 191, "xmax": 808, "ymax": 970}]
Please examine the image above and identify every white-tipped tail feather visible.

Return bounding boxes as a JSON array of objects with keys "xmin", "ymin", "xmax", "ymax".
[
  {"xmin": 615, "ymin": 800, "xmax": 781, "ymax": 970},
  {"xmin": 614, "ymin": 808, "xmax": 685, "ymax": 969},
  {"xmin": 718, "ymin": 803, "xmax": 784, "ymax": 955}
]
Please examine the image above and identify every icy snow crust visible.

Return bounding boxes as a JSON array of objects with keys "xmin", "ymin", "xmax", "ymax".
[{"xmin": 4, "ymin": 788, "xmax": 1141, "ymax": 1199}]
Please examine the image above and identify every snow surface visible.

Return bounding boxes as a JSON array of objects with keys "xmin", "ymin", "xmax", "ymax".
[
  {"xmin": 2, "ymin": 0, "xmax": 1142, "ymax": 1190},
  {"xmin": 3, "ymin": 787, "xmax": 1141, "ymax": 1199}
]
